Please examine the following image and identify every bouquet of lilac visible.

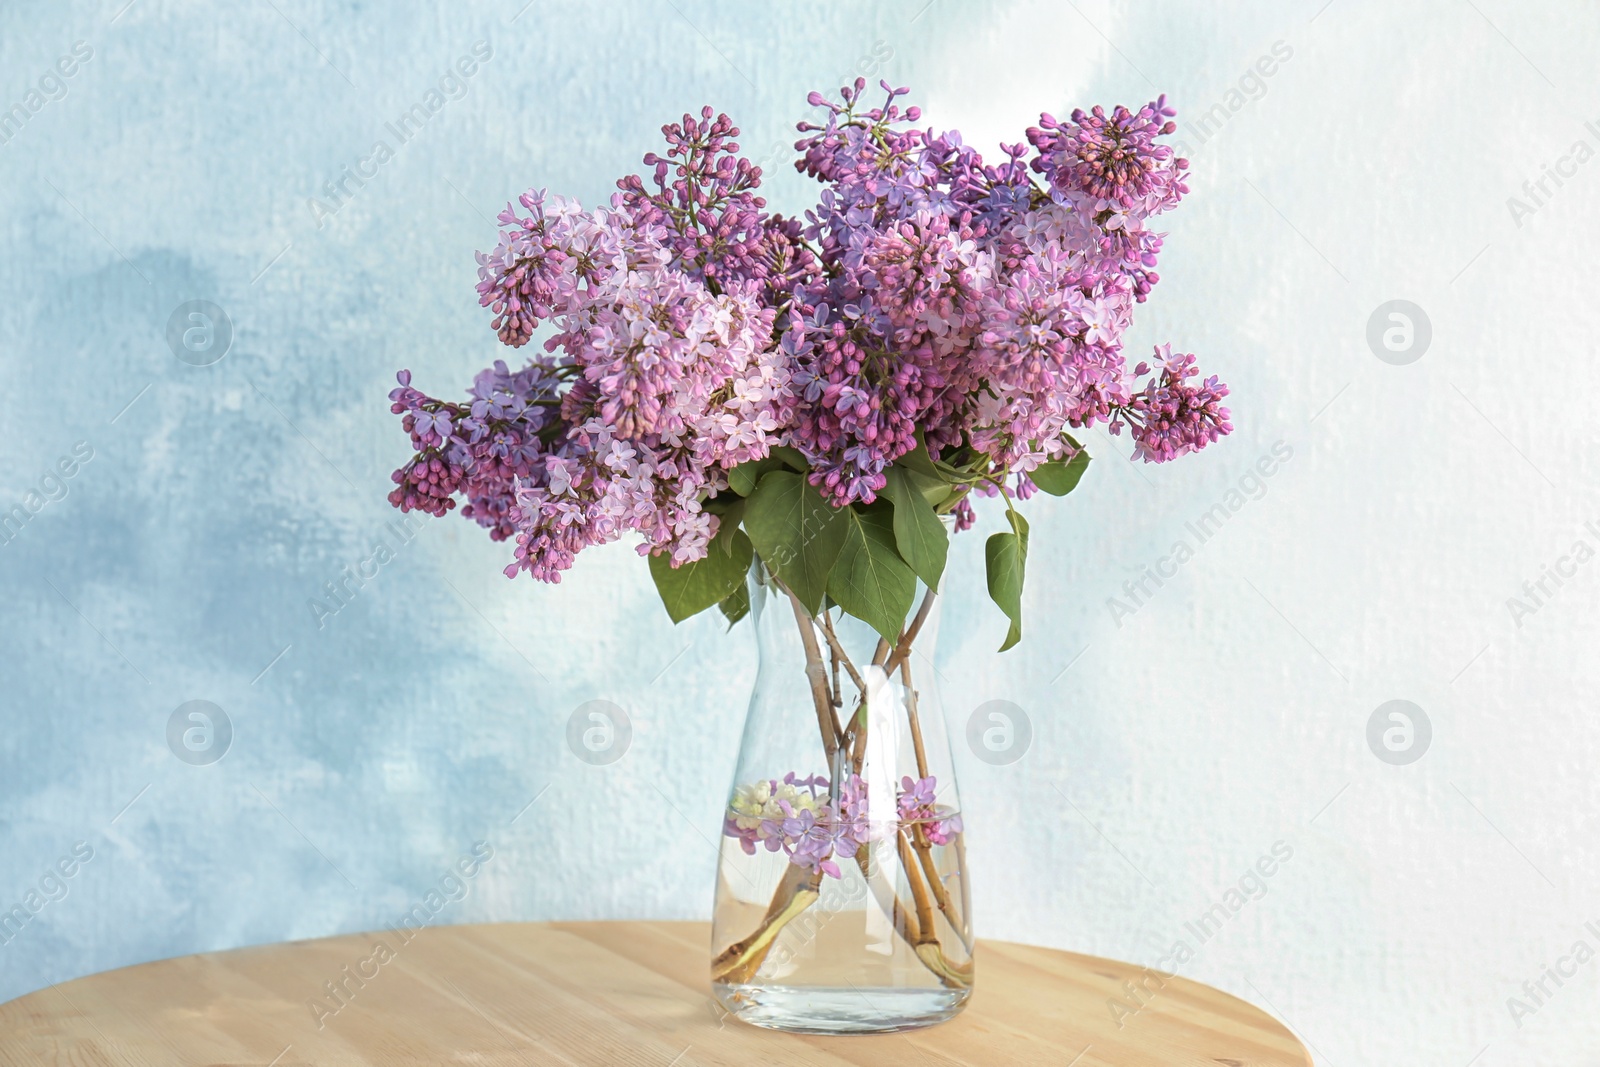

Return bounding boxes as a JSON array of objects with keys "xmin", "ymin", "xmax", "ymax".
[
  {"xmin": 387, "ymin": 79, "xmax": 1230, "ymax": 652},
  {"xmin": 388, "ymin": 80, "xmax": 1231, "ymax": 1024}
]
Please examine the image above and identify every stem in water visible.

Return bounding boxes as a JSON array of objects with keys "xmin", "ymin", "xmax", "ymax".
[
  {"xmin": 782, "ymin": 583, "xmax": 842, "ymax": 760},
  {"xmin": 711, "ymin": 863, "xmax": 822, "ymax": 984},
  {"xmin": 716, "ymin": 583, "xmax": 970, "ymax": 991}
]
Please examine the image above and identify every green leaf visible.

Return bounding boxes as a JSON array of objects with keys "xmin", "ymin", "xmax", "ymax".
[
  {"xmin": 985, "ymin": 511, "xmax": 1030, "ymax": 651},
  {"xmin": 897, "ymin": 437, "xmax": 944, "ymax": 481},
  {"xmin": 728, "ymin": 459, "xmax": 778, "ymax": 497},
  {"xmin": 933, "ymin": 485, "xmax": 971, "ymax": 516},
  {"xmin": 880, "ymin": 465, "xmax": 949, "ymax": 589},
  {"xmin": 742, "ymin": 470, "xmax": 847, "ymax": 614},
  {"xmin": 710, "ymin": 499, "xmax": 746, "ymax": 555},
  {"xmin": 827, "ymin": 503, "xmax": 917, "ymax": 645},
  {"xmin": 648, "ymin": 530, "xmax": 752, "ymax": 624},
  {"xmin": 933, "ymin": 456, "xmax": 984, "ymax": 484},
  {"xmin": 767, "ymin": 446, "xmax": 810, "ymax": 471},
  {"xmin": 726, "ymin": 447, "xmax": 811, "ymax": 496},
  {"xmin": 718, "ymin": 581, "xmax": 750, "ymax": 627},
  {"xmin": 894, "ymin": 439, "xmax": 968, "ymax": 512},
  {"xmin": 901, "ymin": 463, "xmax": 952, "ymax": 507},
  {"xmin": 1030, "ymin": 448, "xmax": 1091, "ymax": 497}
]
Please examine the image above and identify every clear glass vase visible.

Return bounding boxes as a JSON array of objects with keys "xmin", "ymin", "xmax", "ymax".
[{"xmin": 710, "ymin": 560, "xmax": 973, "ymax": 1034}]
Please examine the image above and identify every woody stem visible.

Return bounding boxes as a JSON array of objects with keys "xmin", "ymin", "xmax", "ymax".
[
  {"xmin": 713, "ymin": 582, "xmax": 843, "ymax": 985},
  {"xmin": 782, "ymin": 583, "xmax": 842, "ymax": 760},
  {"xmin": 882, "ymin": 587, "xmax": 937, "ymax": 678}
]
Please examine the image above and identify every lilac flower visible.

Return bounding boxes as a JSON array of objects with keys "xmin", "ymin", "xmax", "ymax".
[
  {"xmin": 720, "ymin": 771, "xmax": 960, "ymax": 879},
  {"xmin": 1114, "ymin": 345, "xmax": 1233, "ymax": 463},
  {"xmin": 615, "ymin": 107, "xmax": 783, "ymax": 292},
  {"xmin": 411, "ymin": 409, "xmax": 452, "ymax": 443},
  {"xmin": 390, "ymin": 82, "xmax": 1230, "ymax": 583},
  {"xmin": 1031, "ymin": 98, "xmax": 1186, "ymax": 210},
  {"xmin": 386, "ymin": 359, "xmax": 569, "ymax": 542},
  {"xmin": 785, "ymin": 808, "xmax": 844, "ymax": 880},
  {"xmin": 832, "ymin": 772, "xmax": 877, "ymax": 861},
  {"xmin": 896, "ymin": 775, "xmax": 963, "ymax": 846}
]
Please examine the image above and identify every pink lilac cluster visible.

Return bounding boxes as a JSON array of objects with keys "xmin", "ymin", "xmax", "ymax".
[
  {"xmin": 387, "ymin": 359, "xmax": 569, "ymax": 541},
  {"xmin": 722, "ymin": 772, "xmax": 960, "ymax": 879},
  {"xmin": 440, "ymin": 176, "xmax": 789, "ymax": 578},
  {"xmin": 723, "ymin": 772, "xmax": 875, "ymax": 880},
  {"xmin": 895, "ymin": 775, "xmax": 963, "ymax": 845},
  {"xmin": 781, "ymin": 84, "xmax": 1228, "ymax": 505},
  {"xmin": 1113, "ymin": 344, "xmax": 1231, "ymax": 461},
  {"xmin": 389, "ymin": 84, "xmax": 1230, "ymax": 578}
]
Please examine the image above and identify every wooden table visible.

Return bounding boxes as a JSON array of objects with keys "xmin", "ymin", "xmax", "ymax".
[{"xmin": 0, "ymin": 921, "xmax": 1311, "ymax": 1066}]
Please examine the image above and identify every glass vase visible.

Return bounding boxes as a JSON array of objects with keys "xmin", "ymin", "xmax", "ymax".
[{"xmin": 710, "ymin": 559, "xmax": 973, "ymax": 1034}]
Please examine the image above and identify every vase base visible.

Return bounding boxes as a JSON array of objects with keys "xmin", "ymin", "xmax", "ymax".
[{"xmin": 713, "ymin": 982, "xmax": 970, "ymax": 1034}]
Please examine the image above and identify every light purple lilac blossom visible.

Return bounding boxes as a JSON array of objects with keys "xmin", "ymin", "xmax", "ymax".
[
  {"xmin": 895, "ymin": 774, "xmax": 964, "ymax": 846},
  {"xmin": 389, "ymin": 84, "xmax": 1230, "ymax": 579},
  {"xmin": 723, "ymin": 772, "xmax": 958, "ymax": 879}
]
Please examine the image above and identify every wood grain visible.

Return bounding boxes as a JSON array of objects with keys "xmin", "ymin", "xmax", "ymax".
[{"xmin": 0, "ymin": 921, "xmax": 1312, "ymax": 1066}]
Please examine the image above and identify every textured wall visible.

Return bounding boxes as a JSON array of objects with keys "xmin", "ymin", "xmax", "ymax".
[{"xmin": 2, "ymin": 0, "xmax": 1597, "ymax": 1062}]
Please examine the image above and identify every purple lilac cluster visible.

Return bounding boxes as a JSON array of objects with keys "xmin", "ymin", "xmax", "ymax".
[
  {"xmin": 896, "ymin": 775, "xmax": 964, "ymax": 845},
  {"xmin": 723, "ymin": 772, "xmax": 874, "ymax": 880},
  {"xmin": 723, "ymin": 772, "xmax": 958, "ymax": 879},
  {"xmin": 389, "ymin": 84, "xmax": 1230, "ymax": 579},
  {"xmin": 387, "ymin": 360, "xmax": 569, "ymax": 541},
  {"xmin": 411, "ymin": 177, "xmax": 788, "ymax": 577},
  {"xmin": 778, "ymin": 85, "xmax": 1228, "ymax": 504}
]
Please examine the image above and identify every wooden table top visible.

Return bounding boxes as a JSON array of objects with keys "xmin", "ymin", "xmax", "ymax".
[{"xmin": 0, "ymin": 921, "xmax": 1311, "ymax": 1066}]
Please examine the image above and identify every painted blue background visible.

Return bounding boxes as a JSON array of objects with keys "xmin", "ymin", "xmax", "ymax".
[{"xmin": 4, "ymin": 2, "xmax": 1599, "ymax": 1062}]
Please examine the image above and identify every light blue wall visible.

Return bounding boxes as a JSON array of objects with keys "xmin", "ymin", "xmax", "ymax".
[{"xmin": 5, "ymin": 2, "xmax": 1599, "ymax": 1063}]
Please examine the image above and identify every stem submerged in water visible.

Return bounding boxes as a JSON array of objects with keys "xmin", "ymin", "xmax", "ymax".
[
  {"xmin": 711, "ymin": 863, "xmax": 822, "ymax": 984},
  {"xmin": 713, "ymin": 581, "xmax": 970, "ymax": 991},
  {"xmin": 901, "ymin": 657, "xmax": 971, "ymax": 953},
  {"xmin": 784, "ymin": 584, "xmax": 842, "ymax": 761}
]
